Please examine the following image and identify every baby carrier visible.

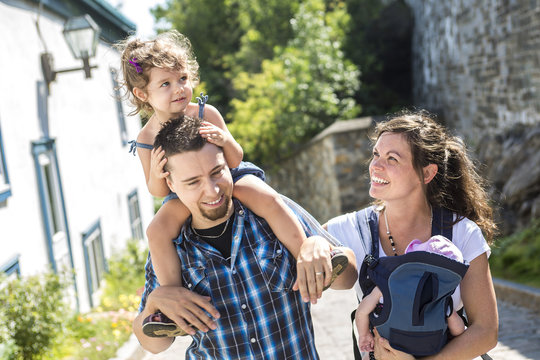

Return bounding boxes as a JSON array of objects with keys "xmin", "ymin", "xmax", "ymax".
[{"xmin": 354, "ymin": 206, "xmax": 469, "ymax": 357}]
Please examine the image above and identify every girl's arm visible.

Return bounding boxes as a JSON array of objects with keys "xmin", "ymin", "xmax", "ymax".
[
  {"xmin": 137, "ymin": 131, "xmax": 171, "ymax": 197},
  {"xmin": 147, "ymin": 199, "xmax": 191, "ymax": 287},
  {"xmin": 234, "ymin": 175, "xmax": 344, "ymax": 303},
  {"xmin": 198, "ymin": 105, "xmax": 243, "ymax": 168}
]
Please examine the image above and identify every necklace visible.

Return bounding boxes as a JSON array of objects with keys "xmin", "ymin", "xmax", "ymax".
[
  {"xmin": 383, "ymin": 205, "xmax": 433, "ymax": 256},
  {"xmin": 191, "ymin": 217, "xmax": 231, "ymax": 239}
]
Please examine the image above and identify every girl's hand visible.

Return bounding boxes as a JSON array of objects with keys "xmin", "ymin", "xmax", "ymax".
[
  {"xmin": 199, "ymin": 121, "xmax": 229, "ymax": 147},
  {"xmin": 372, "ymin": 328, "xmax": 416, "ymax": 360},
  {"xmin": 150, "ymin": 146, "xmax": 169, "ymax": 181}
]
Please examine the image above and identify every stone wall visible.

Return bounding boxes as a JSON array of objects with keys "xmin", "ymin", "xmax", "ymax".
[
  {"xmin": 404, "ymin": 0, "xmax": 540, "ymax": 234},
  {"xmin": 268, "ymin": 118, "xmax": 374, "ymax": 223},
  {"xmin": 405, "ymin": 0, "xmax": 540, "ymax": 137}
]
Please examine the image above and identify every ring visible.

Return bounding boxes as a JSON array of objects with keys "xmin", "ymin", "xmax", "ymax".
[{"xmin": 315, "ymin": 272, "xmax": 324, "ymax": 275}]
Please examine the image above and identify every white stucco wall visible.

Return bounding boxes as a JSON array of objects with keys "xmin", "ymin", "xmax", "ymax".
[{"xmin": 0, "ymin": 0, "xmax": 153, "ymax": 311}]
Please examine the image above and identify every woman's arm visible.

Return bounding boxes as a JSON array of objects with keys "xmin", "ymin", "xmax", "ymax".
[
  {"xmin": 423, "ymin": 253, "xmax": 498, "ymax": 359},
  {"xmin": 373, "ymin": 252, "xmax": 498, "ymax": 360}
]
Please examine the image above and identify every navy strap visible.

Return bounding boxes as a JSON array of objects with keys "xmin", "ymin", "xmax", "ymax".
[
  {"xmin": 128, "ymin": 140, "xmax": 153, "ymax": 156},
  {"xmin": 197, "ymin": 92, "xmax": 208, "ymax": 119}
]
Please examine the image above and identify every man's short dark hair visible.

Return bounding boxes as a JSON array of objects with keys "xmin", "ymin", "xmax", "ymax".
[{"xmin": 154, "ymin": 115, "xmax": 206, "ymax": 156}]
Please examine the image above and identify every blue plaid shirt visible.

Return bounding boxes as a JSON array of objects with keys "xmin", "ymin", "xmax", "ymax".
[{"xmin": 139, "ymin": 199, "xmax": 333, "ymax": 359}]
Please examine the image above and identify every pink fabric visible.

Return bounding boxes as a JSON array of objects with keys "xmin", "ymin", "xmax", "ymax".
[{"xmin": 405, "ymin": 235, "xmax": 464, "ymax": 263}]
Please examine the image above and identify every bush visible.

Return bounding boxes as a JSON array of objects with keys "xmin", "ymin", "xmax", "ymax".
[
  {"xmin": 52, "ymin": 239, "xmax": 146, "ymax": 359},
  {"xmin": 99, "ymin": 239, "xmax": 147, "ymax": 312},
  {"xmin": 0, "ymin": 271, "xmax": 70, "ymax": 360},
  {"xmin": 489, "ymin": 218, "xmax": 540, "ymax": 288}
]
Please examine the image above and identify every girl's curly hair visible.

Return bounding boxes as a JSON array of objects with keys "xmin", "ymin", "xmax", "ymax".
[{"xmin": 115, "ymin": 30, "xmax": 200, "ymax": 116}]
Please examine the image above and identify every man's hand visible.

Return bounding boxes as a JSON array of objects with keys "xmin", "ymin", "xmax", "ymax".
[
  {"xmin": 293, "ymin": 235, "xmax": 332, "ymax": 304},
  {"xmin": 145, "ymin": 286, "xmax": 220, "ymax": 335}
]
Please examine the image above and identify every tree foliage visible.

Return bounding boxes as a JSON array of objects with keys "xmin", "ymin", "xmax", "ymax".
[
  {"xmin": 0, "ymin": 272, "xmax": 69, "ymax": 359},
  {"xmin": 228, "ymin": 0, "xmax": 360, "ymax": 165},
  {"xmin": 152, "ymin": 0, "xmax": 414, "ymax": 166}
]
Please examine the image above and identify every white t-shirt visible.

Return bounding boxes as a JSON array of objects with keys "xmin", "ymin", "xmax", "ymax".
[{"xmin": 326, "ymin": 209, "xmax": 491, "ymax": 310}]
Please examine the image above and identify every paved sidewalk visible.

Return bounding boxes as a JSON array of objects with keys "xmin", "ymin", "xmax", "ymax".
[{"xmin": 133, "ymin": 288, "xmax": 540, "ymax": 360}]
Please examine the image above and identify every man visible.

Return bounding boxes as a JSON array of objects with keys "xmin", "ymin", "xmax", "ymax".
[{"xmin": 133, "ymin": 116, "xmax": 357, "ymax": 359}]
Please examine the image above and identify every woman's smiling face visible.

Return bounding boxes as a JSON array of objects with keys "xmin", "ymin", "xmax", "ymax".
[{"xmin": 368, "ymin": 132, "xmax": 424, "ymax": 202}]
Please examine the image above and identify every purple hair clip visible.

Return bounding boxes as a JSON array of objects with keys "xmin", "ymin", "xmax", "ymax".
[{"xmin": 129, "ymin": 58, "xmax": 142, "ymax": 73}]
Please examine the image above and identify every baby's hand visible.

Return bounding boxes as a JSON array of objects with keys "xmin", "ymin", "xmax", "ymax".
[
  {"xmin": 358, "ymin": 333, "xmax": 375, "ymax": 352},
  {"xmin": 150, "ymin": 146, "xmax": 169, "ymax": 180},
  {"xmin": 199, "ymin": 121, "xmax": 229, "ymax": 147}
]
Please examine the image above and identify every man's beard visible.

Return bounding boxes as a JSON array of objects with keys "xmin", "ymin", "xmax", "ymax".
[{"xmin": 199, "ymin": 194, "xmax": 231, "ymax": 221}]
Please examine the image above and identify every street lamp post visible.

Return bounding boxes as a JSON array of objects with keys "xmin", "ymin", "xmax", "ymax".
[{"xmin": 41, "ymin": 14, "xmax": 101, "ymax": 90}]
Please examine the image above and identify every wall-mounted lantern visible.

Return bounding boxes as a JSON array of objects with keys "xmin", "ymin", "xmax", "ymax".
[{"xmin": 41, "ymin": 14, "xmax": 101, "ymax": 89}]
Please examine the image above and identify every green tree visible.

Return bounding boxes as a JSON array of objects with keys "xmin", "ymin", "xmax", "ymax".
[
  {"xmin": 152, "ymin": 0, "xmax": 243, "ymax": 110},
  {"xmin": 343, "ymin": 0, "xmax": 413, "ymax": 115},
  {"xmin": 229, "ymin": 0, "xmax": 360, "ymax": 166}
]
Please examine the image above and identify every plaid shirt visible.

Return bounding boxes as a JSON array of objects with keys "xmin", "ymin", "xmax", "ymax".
[{"xmin": 139, "ymin": 199, "xmax": 333, "ymax": 360}]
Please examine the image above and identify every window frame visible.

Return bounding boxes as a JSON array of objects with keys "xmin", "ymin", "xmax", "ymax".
[
  {"xmin": 1, "ymin": 255, "xmax": 21, "ymax": 279},
  {"xmin": 0, "ymin": 120, "xmax": 11, "ymax": 203},
  {"xmin": 110, "ymin": 67, "xmax": 129, "ymax": 146},
  {"xmin": 82, "ymin": 220, "xmax": 107, "ymax": 307},
  {"xmin": 127, "ymin": 189, "xmax": 144, "ymax": 241}
]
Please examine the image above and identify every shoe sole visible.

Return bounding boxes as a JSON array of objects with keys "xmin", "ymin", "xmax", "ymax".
[
  {"xmin": 324, "ymin": 252, "xmax": 349, "ymax": 290},
  {"xmin": 142, "ymin": 321, "xmax": 190, "ymax": 338}
]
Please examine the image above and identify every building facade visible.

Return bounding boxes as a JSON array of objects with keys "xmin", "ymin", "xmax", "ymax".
[{"xmin": 0, "ymin": 0, "xmax": 153, "ymax": 312}]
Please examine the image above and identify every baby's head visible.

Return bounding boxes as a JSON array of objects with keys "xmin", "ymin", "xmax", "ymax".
[
  {"xmin": 405, "ymin": 235, "xmax": 464, "ymax": 263},
  {"xmin": 116, "ymin": 30, "xmax": 199, "ymax": 115}
]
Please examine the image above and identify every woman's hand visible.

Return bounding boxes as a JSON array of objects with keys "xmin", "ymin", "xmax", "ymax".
[{"xmin": 372, "ymin": 328, "xmax": 416, "ymax": 360}]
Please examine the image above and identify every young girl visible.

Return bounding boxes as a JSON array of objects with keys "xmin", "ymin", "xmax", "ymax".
[{"xmin": 117, "ymin": 31, "xmax": 342, "ymax": 324}]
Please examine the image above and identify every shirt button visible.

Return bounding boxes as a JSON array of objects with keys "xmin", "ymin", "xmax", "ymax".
[
  {"xmin": 239, "ymin": 210, "xmax": 244, "ymax": 216},
  {"xmin": 276, "ymin": 249, "xmax": 282, "ymax": 254},
  {"xmin": 250, "ymin": 338, "xmax": 256, "ymax": 343},
  {"xmin": 241, "ymin": 304, "xmax": 247, "ymax": 309},
  {"xmin": 232, "ymin": 269, "xmax": 237, "ymax": 274},
  {"xmin": 188, "ymin": 283, "xmax": 192, "ymax": 288}
]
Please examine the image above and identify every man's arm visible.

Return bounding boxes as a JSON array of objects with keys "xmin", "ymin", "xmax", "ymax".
[{"xmin": 133, "ymin": 286, "xmax": 221, "ymax": 354}]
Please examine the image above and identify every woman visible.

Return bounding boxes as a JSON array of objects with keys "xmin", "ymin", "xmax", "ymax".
[{"xmin": 325, "ymin": 111, "xmax": 498, "ymax": 359}]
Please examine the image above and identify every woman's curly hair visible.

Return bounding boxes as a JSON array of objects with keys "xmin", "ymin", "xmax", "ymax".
[{"xmin": 370, "ymin": 110, "xmax": 497, "ymax": 243}]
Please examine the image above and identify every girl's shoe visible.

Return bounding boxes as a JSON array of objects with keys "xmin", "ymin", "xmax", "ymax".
[
  {"xmin": 324, "ymin": 248, "xmax": 349, "ymax": 290},
  {"xmin": 142, "ymin": 311, "xmax": 191, "ymax": 337}
]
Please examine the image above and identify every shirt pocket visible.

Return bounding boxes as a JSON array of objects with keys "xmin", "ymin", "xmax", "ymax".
[
  {"xmin": 182, "ymin": 265, "xmax": 211, "ymax": 297},
  {"xmin": 256, "ymin": 240, "xmax": 296, "ymax": 292}
]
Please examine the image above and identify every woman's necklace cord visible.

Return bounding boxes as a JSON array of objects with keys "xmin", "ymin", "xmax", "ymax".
[
  {"xmin": 383, "ymin": 205, "xmax": 433, "ymax": 256},
  {"xmin": 191, "ymin": 217, "xmax": 230, "ymax": 239}
]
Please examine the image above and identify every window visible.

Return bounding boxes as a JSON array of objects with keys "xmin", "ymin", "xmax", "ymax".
[
  {"xmin": 32, "ymin": 139, "xmax": 74, "ymax": 274},
  {"xmin": 1, "ymin": 255, "xmax": 20, "ymax": 281},
  {"xmin": 110, "ymin": 68, "xmax": 128, "ymax": 145},
  {"xmin": 0, "ymin": 120, "xmax": 11, "ymax": 203},
  {"xmin": 82, "ymin": 220, "xmax": 107, "ymax": 307},
  {"xmin": 127, "ymin": 190, "xmax": 144, "ymax": 241}
]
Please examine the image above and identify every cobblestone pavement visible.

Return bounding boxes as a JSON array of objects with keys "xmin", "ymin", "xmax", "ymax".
[{"xmin": 137, "ymin": 289, "xmax": 540, "ymax": 360}]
